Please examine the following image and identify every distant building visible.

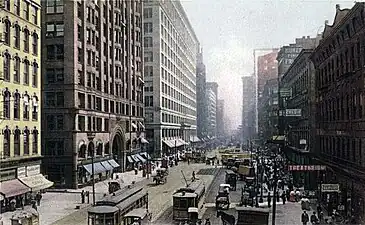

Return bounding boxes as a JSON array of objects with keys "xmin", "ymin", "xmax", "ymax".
[
  {"xmin": 257, "ymin": 50, "xmax": 278, "ymax": 97},
  {"xmin": 206, "ymin": 82, "xmax": 218, "ymax": 138},
  {"xmin": 217, "ymin": 99, "xmax": 225, "ymax": 138},
  {"xmin": 242, "ymin": 76, "xmax": 256, "ymax": 142},
  {"xmin": 196, "ymin": 48, "xmax": 208, "ymax": 139}
]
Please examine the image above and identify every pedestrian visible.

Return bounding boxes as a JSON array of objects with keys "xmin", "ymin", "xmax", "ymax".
[
  {"xmin": 267, "ymin": 192, "xmax": 271, "ymax": 208},
  {"xmin": 276, "ymin": 191, "xmax": 280, "ymax": 202},
  {"xmin": 192, "ymin": 171, "xmax": 196, "ymax": 181},
  {"xmin": 81, "ymin": 190, "xmax": 85, "ymax": 204},
  {"xmin": 36, "ymin": 193, "xmax": 42, "ymax": 206},
  {"xmin": 86, "ymin": 191, "xmax": 90, "ymax": 204},
  {"xmin": 310, "ymin": 212, "xmax": 318, "ymax": 225},
  {"xmin": 281, "ymin": 192, "xmax": 286, "ymax": 204},
  {"xmin": 205, "ymin": 218, "xmax": 211, "ymax": 225},
  {"xmin": 301, "ymin": 211, "xmax": 309, "ymax": 225},
  {"xmin": 316, "ymin": 204, "xmax": 322, "ymax": 216}
]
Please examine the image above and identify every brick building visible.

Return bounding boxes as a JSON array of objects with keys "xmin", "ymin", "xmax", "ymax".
[
  {"xmin": 311, "ymin": 3, "xmax": 365, "ymax": 221},
  {"xmin": 257, "ymin": 50, "xmax": 278, "ymax": 97}
]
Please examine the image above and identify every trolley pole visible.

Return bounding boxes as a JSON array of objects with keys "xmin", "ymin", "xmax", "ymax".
[{"xmin": 272, "ymin": 149, "xmax": 279, "ymax": 225}]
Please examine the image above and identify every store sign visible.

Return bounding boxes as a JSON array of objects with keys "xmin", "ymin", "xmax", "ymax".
[
  {"xmin": 288, "ymin": 165, "xmax": 326, "ymax": 171},
  {"xmin": 321, "ymin": 184, "xmax": 340, "ymax": 192},
  {"xmin": 285, "ymin": 109, "xmax": 302, "ymax": 117},
  {"xmin": 26, "ymin": 165, "xmax": 40, "ymax": 176},
  {"xmin": 17, "ymin": 167, "xmax": 26, "ymax": 178},
  {"xmin": 299, "ymin": 139, "xmax": 307, "ymax": 145}
]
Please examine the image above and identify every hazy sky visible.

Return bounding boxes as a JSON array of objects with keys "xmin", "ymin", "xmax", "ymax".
[{"xmin": 181, "ymin": 0, "xmax": 355, "ymax": 131}]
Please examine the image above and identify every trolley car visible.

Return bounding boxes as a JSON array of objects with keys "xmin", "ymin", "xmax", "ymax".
[
  {"xmin": 87, "ymin": 184, "xmax": 149, "ymax": 225},
  {"xmin": 172, "ymin": 180, "xmax": 205, "ymax": 221}
]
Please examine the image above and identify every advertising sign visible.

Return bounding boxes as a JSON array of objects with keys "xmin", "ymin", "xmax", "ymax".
[
  {"xmin": 285, "ymin": 109, "xmax": 302, "ymax": 117},
  {"xmin": 26, "ymin": 165, "xmax": 40, "ymax": 176},
  {"xmin": 321, "ymin": 184, "xmax": 340, "ymax": 192},
  {"xmin": 280, "ymin": 88, "xmax": 292, "ymax": 98},
  {"xmin": 288, "ymin": 165, "xmax": 326, "ymax": 171},
  {"xmin": 17, "ymin": 167, "xmax": 26, "ymax": 178}
]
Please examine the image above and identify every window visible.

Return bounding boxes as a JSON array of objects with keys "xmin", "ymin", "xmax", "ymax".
[
  {"xmin": 23, "ymin": 60, "xmax": 29, "ymax": 84},
  {"xmin": 32, "ymin": 129, "xmax": 38, "ymax": 154},
  {"xmin": 45, "ymin": 92, "xmax": 64, "ymax": 107},
  {"xmin": 23, "ymin": 93, "xmax": 30, "ymax": 120},
  {"xmin": 3, "ymin": 53, "xmax": 10, "ymax": 81},
  {"xmin": 4, "ymin": 0, "xmax": 10, "ymax": 10},
  {"xmin": 32, "ymin": 95, "xmax": 38, "ymax": 120},
  {"xmin": 24, "ymin": 29, "xmax": 30, "ymax": 52},
  {"xmin": 14, "ymin": 0, "xmax": 20, "ymax": 15},
  {"xmin": 3, "ymin": 89, "xmax": 10, "ymax": 119},
  {"xmin": 144, "ymin": 96, "xmax": 153, "ymax": 107},
  {"xmin": 32, "ymin": 33, "xmax": 38, "ymax": 55},
  {"xmin": 46, "ymin": 68, "xmax": 64, "ymax": 83},
  {"xmin": 143, "ymin": 8, "xmax": 152, "ymax": 18},
  {"xmin": 23, "ymin": 2, "xmax": 30, "ymax": 20},
  {"xmin": 46, "ymin": 0, "xmax": 63, "ymax": 14},
  {"xmin": 46, "ymin": 22, "xmax": 64, "ymax": 37},
  {"xmin": 3, "ymin": 126, "xmax": 10, "ymax": 157},
  {"xmin": 144, "ymin": 52, "xmax": 153, "ymax": 62},
  {"xmin": 4, "ymin": 20, "xmax": 10, "ymax": 45},
  {"xmin": 14, "ymin": 57, "xmax": 20, "ymax": 83},
  {"xmin": 32, "ymin": 62, "xmax": 38, "ymax": 87},
  {"xmin": 14, "ymin": 127, "xmax": 21, "ymax": 156},
  {"xmin": 13, "ymin": 91, "xmax": 20, "ymax": 119},
  {"xmin": 24, "ymin": 127, "xmax": 30, "ymax": 155},
  {"xmin": 144, "ymin": 37, "xmax": 153, "ymax": 48},
  {"xmin": 144, "ymin": 22, "xmax": 153, "ymax": 33},
  {"xmin": 14, "ymin": 25, "xmax": 20, "ymax": 48},
  {"xmin": 46, "ymin": 115, "xmax": 63, "ymax": 130},
  {"xmin": 46, "ymin": 44, "xmax": 64, "ymax": 60},
  {"xmin": 32, "ymin": 6, "xmax": 38, "ymax": 24},
  {"xmin": 56, "ymin": 92, "xmax": 64, "ymax": 106}
]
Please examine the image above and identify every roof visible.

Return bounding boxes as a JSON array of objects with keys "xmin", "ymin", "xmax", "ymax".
[
  {"xmin": 173, "ymin": 192, "xmax": 197, "ymax": 198},
  {"xmin": 123, "ymin": 208, "xmax": 148, "ymax": 218},
  {"xmin": 88, "ymin": 205, "xmax": 119, "ymax": 214}
]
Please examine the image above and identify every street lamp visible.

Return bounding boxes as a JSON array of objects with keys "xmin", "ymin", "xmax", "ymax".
[{"xmin": 87, "ymin": 132, "xmax": 96, "ymax": 206}]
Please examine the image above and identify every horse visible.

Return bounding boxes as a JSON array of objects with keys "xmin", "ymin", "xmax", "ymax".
[{"xmin": 216, "ymin": 210, "xmax": 236, "ymax": 225}]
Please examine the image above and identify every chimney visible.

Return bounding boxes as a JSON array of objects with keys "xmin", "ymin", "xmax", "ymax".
[
  {"xmin": 307, "ymin": 36, "xmax": 310, "ymax": 39},
  {"xmin": 325, "ymin": 20, "xmax": 329, "ymax": 25},
  {"xmin": 336, "ymin": 4, "xmax": 340, "ymax": 10},
  {"xmin": 302, "ymin": 36, "xmax": 305, "ymax": 39}
]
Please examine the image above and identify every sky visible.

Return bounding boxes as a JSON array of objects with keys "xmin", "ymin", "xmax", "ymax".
[{"xmin": 181, "ymin": 0, "xmax": 355, "ymax": 132}]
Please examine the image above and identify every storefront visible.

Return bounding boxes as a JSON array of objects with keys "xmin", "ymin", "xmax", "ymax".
[
  {"xmin": 0, "ymin": 179, "xmax": 30, "ymax": 211},
  {"xmin": 78, "ymin": 159, "xmax": 120, "ymax": 185},
  {"xmin": 162, "ymin": 138, "xmax": 186, "ymax": 156}
]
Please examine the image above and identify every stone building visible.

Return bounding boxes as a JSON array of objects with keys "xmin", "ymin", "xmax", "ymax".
[
  {"xmin": 196, "ymin": 48, "xmax": 207, "ymax": 140},
  {"xmin": 41, "ymin": 0, "xmax": 145, "ymax": 188},
  {"xmin": 206, "ymin": 82, "xmax": 218, "ymax": 138},
  {"xmin": 242, "ymin": 75, "xmax": 256, "ymax": 142},
  {"xmin": 311, "ymin": 3, "xmax": 365, "ymax": 221}
]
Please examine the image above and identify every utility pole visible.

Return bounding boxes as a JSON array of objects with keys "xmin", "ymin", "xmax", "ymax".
[
  {"xmin": 272, "ymin": 151, "xmax": 279, "ymax": 225},
  {"xmin": 87, "ymin": 133, "xmax": 96, "ymax": 206}
]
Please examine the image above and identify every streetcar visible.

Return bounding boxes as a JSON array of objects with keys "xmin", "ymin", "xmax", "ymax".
[
  {"xmin": 87, "ymin": 184, "xmax": 149, "ymax": 225},
  {"xmin": 172, "ymin": 180, "xmax": 205, "ymax": 221}
]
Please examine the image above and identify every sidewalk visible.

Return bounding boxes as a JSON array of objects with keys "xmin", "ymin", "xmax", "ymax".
[{"xmin": 0, "ymin": 170, "xmax": 148, "ymax": 225}]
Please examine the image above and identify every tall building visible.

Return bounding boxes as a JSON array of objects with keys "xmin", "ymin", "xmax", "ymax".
[
  {"xmin": 41, "ymin": 0, "xmax": 145, "ymax": 188},
  {"xmin": 311, "ymin": 3, "xmax": 365, "ymax": 221},
  {"xmin": 196, "ymin": 48, "xmax": 207, "ymax": 139},
  {"xmin": 257, "ymin": 50, "xmax": 278, "ymax": 97},
  {"xmin": 143, "ymin": 0, "xmax": 199, "ymax": 157},
  {"xmin": 0, "ymin": 0, "xmax": 53, "ymax": 200},
  {"xmin": 241, "ymin": 75, "xmax": 255, "ymax": 142},
  {"xmin": 206, "ymin": 82, "xmax": 218, "ymax": 138},
  {"xmin": 216, "ymin": 99, "xmax": 225, "ymax": 138}
]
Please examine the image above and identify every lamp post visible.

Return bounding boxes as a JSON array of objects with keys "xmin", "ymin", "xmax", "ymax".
[{"xmin": 87, "ymin": 132, "xmax": 96, "ymax": 206}]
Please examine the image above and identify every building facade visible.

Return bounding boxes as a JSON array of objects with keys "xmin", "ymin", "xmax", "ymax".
[
  {"xmin": 206, "ymin": 82, "xmax": 218, "ymax": 138},
  {"xmin": 280, "ymin": 49, "xmax": 316, "ymax": 189},
  {"xmin": 242, "ymin": 75, "xmax": 256, "ymax": 142},
  {"xmin": 311, "ymin": 3, "xmax": 365, "ymax": 221},
  {"xmin": 0, "ymin": 0, "xmax": 53, "ymax": 204},
  {"xmin": 143, "ymin": 0, "xmax": 199, "ymax": 157},
  {"xmin": 41, "ymin": 0, "xmax": 145, "ymax": 188},
  {"xmin": 216, "ymin": 99, "xmax": 225, "ymax": 139},
  {"xmin": 196, "ymin": 48, "xmax": 207, "ymax": 139},
  {"xmin": 257, "ymin": 50, "xmax": 278, "ymax": 97}
]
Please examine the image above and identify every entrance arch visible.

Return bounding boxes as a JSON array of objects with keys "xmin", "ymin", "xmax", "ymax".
[{"xmin": 112, "ymin": 131, "xmax": 125, "ymax": 172}]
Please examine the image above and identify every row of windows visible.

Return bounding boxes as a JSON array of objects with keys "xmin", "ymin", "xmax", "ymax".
[
  {"xmin": 3, "ymin": 20, "xmax": 39, "ymax": 55},
  {"xmin": 2, "ymin": 53, "xmax": 39, "ymax": 87},
  {"xmin": 2, "ymin": 125, "xmax": 39, "ymax": 158},
  {"xmin": 2, "ymin": 88, "xmax": 39, "ymax": 121},
  {"xmin": 3, "ymin": 0, "xmax": 39, "ymax": 25},
  {"xmin": 161, "ymin": 96, "xmax": 195, "ymax": 116}
]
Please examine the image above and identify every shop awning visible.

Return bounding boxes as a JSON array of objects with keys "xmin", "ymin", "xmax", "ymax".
[
  {"xmin": 0, "ymin": 194, "xmax": 3, "ymax": 201},
  {"xmin": 101, "ymin": 161, "xmax": 114, "ymax": 171},
  {"xmin": 131, "ymin": 122, "xmax": 138, "ymax": 129},
  {"xmin": 127, "ymin": 156, "xmax": 134, "ymax": 163},
  {"xmin": 107, "ymin": 159, "xmax": 120, "ymax": 168},
  {"xmin": 83, "ymin": 163, "xmax": 107, "ymax": 174},
  {"xmin": 162, "ymin": 139, "xmax": 174, "ymax": 148},
  {"xmin": 131, "ymin": 154, "xmax": 140, "ymax": 162},
  {"xmin": 135, "ymin": 154, "xmax": 146, "ymax": 163},
  {"xmin": 138, "ymin": 122, "xmax": 145, "ymax": 129},
  {"xmin": 190, "ymin": 136, "xmax": 201, "ymax": 143},
  {"xmin": 139, "ymin": 137, "xmax": 149, "ymax": 144},
  {"xmin": 0, "ymin": 179, "xmax": 30, "ymax": 198},
  {"xmin": 140, "ymin": 152, "xmax": 151, "ymax": 159},
  {"xmin": 179, "ymin": 139, "xmax": 189, "ymax": 145},
  {"xmin": 18, "ymin": 174, "xmax": 53, "ymax": 192}
]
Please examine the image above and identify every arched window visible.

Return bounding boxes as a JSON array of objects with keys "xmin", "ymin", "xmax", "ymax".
[
  {"xmin": 32, "ymin": 33, "xmax": 38, "ymax": 55},
  {"xmin": 24, "ymin": 29, "xmax": 30, "ymax": 52},
  {"xmin": 4, "ymin": 20, "xmax": 10, "ymax": 45},
  {"xmin": 14, "ymin": 24, "xmax": 20, "ymax": 48},
  {"xmin": 14, "ymin": 56, "xmax": 20, "ymax": 82},
  {"xmin": 3, "ymin": 126, "xmax": 11, "ymax": 157},
  {"xmin": 32, "ymin": 62, "xmax": 38, "ymax": 87},
  {"xmin": 104, "ymin": 142, "xmax": 110, "ymax": 155},
  {"xmin": 23, "ymin": 127, "xmax": 30, "ymax": 155},
  {"xmin": 23, "ymin": 92, "xmax": 30, "ymax": 120},
  {"xmin": 3, "ymin": 53, "xmax": 10, "ymax": 81},
  {"xmin": 96, "ymin": 143, "xmax": 102, "ymax": 156},
  {"xmin": 78, "ymin": 143, "xmax": 86, "ymax": 158},
  {"xmin": 32, "ymin": 94, "xmax": 38, "ymax": 120},
  {"xmin": 13, "ymin": 90, "xmax": 20, "ymax": 119},
  {"xmin": 24, "ymin": 59, "xmax": 29, "ymax": 84},
  {"xmin": 3, "ymin": 88, "xmax": 11, "ymax": 119},
  {"xmin": 88, "ymin": 142, "xmax": 94, "ymax": 158},
  {"xmin": 14, "ymin": 126, "xmax": 21, "ymax": 156},
  {"xmin": 32, "ymin": 128, "xmax": 38, "ymax": 154}
]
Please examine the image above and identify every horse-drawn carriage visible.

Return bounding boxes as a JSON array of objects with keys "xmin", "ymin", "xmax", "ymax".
[{"xmin": 152, "ymin": 168, "xmax": 168, "ymax": 184}]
